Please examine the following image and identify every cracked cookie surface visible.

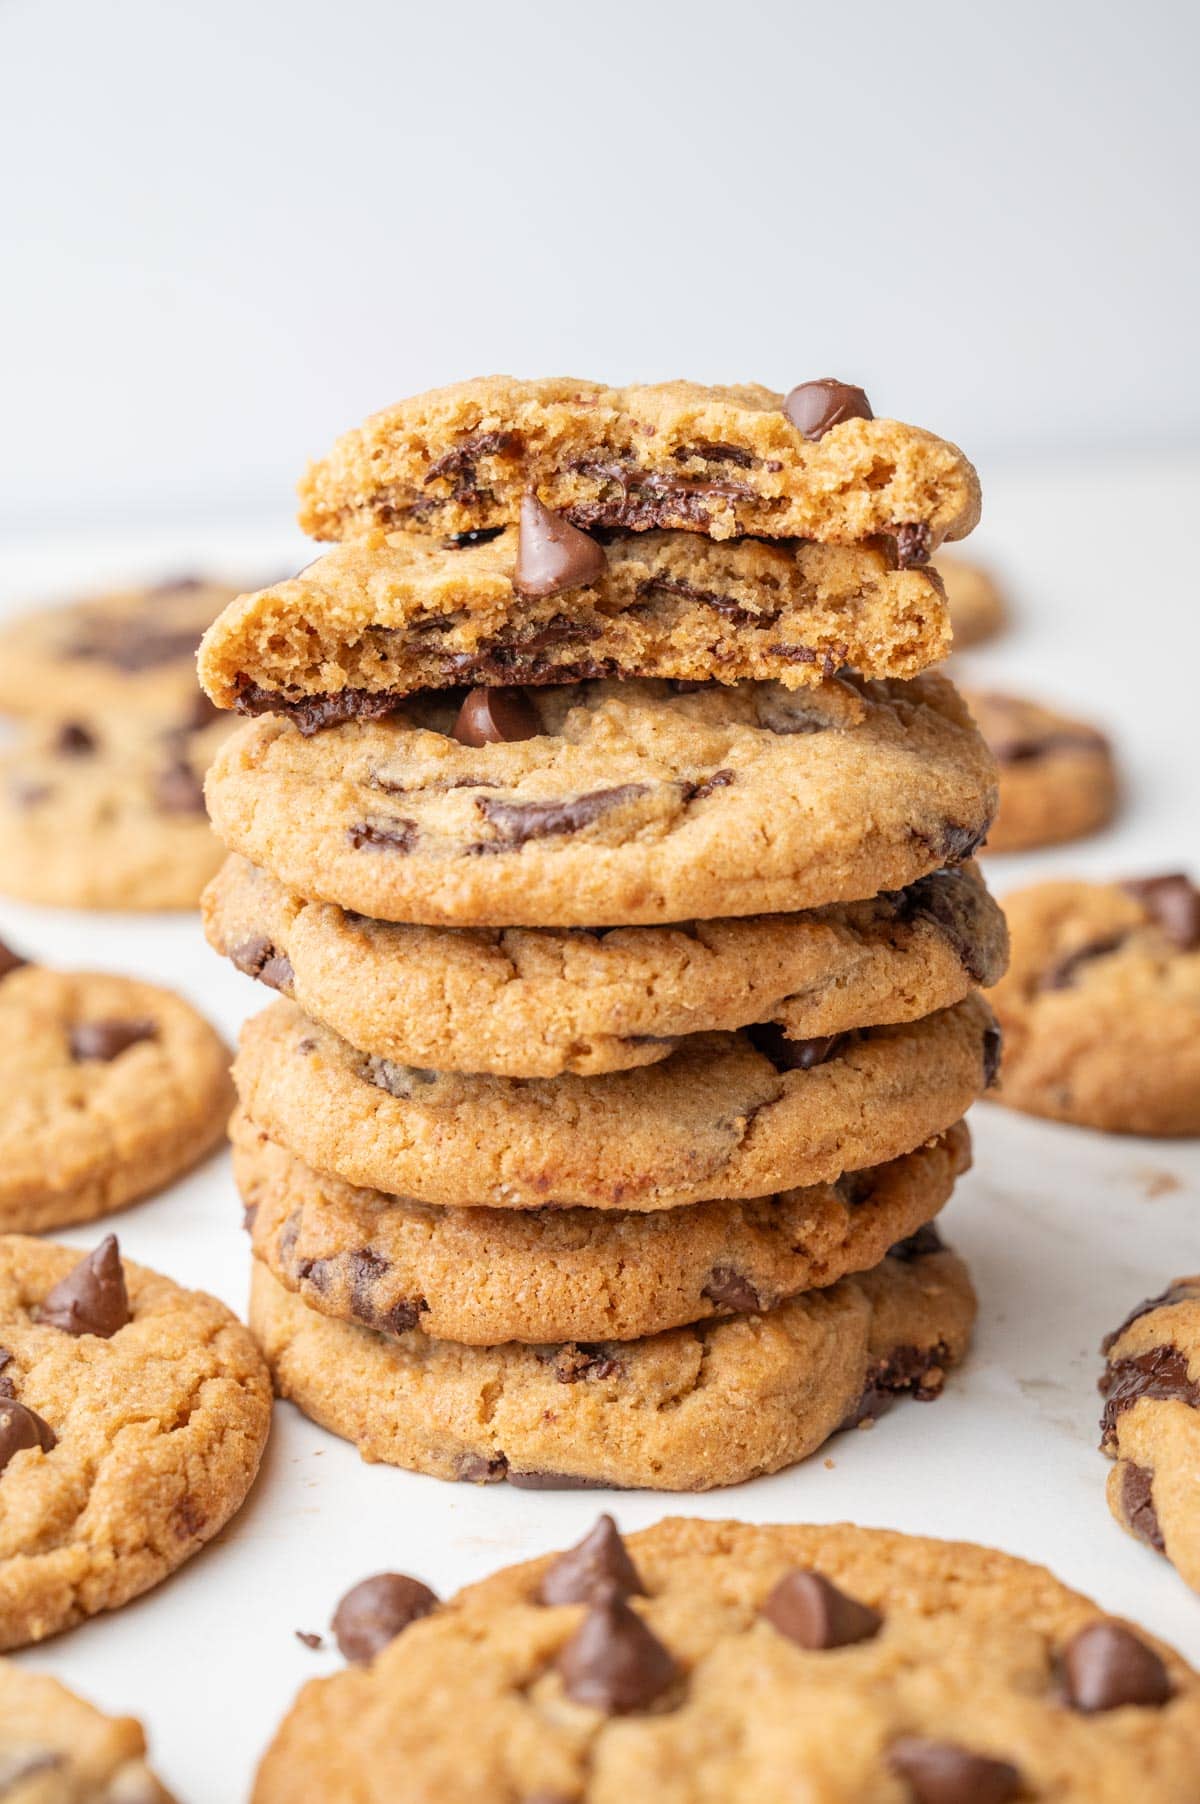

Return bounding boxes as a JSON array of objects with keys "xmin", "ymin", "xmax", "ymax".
[
  {"xmin": 233, "ymin": 994, "xmax": 996, "ymax": 1211},
  {"xmin": 250, "ymin": 1242, "xmax": 975, "ymax": 1490},
  {"xmin": 235, "ymin": 1111, "xmax": 969, "ymax": 1344},
  {"xmin": 297, "ymin": 375, "xmax": 981, "ymax": 551},
  {"xmin": 966, "ymin": 690, "xmax": 1118, "ymax": 853},
  {"xmin": 0, "ymin": 1234, "xmax": 271, "ymax": 1649},
  {"xmin": 0, "ymin": 1661, "xmax": 173, "ymax": 1802},
  {"xmin": 0, "ymin": 960, "xmax": 232, "ymax": 1233},
  {"xmin": 204, "ymin": 673, "xmax": 997, "ymax": 928},
  {"xmin": 205, "ymin": 855, "xmax": 1007, "ymax": 1076}
]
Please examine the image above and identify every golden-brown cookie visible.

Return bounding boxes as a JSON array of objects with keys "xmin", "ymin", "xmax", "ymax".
[
  {"xmin": 966, "ymin": 690, "xmax": 1118, "ymax": 853},
  {"xmin": 0, "ymin": 1661, "xmax": 174, "ymax": 1801}
]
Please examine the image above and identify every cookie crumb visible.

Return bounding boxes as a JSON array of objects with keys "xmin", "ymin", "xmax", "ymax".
[{"xmin": 295, "ymin": 1629, "xmax": 323, "ymax": 1650}]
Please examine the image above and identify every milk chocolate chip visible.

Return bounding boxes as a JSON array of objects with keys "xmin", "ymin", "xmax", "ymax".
[
  {"xmin": 0, "ymin": 1401, "xmax": 56, "ymax": 1472},
  {"xmin": 888, "ymin": 1737, "xmax": 1021, "ymax": 1803},
  {"xmin": 556, "ymin": 1582, "xmax": 678, "ymax": 1713},
  {"xmin": 1122, "ymin": 873, "xmax": 1200, "ymax": 951},
  {"xmin": 513, "ymin": 495, "xmax": 607, "ymax": 599},
  {"xmin": 331, "ymin": 1572, "xmax": 439, "ymax": 1663},
  {"xmin": 539, "ymin": 1514, "xmax": 646, "ymax": 1607},
  {"xmin": 1062, "ymin": 1620, "xmax": 1171, "ymax": 1711},
  {"xmin": 761, "ymin": 1570, "xmax": 881, "ymax": 1650},
  {"xmin": 783, "ymin": 380, "xmax": 873, "ymax": 440},
  {"xmin": 69, "ymin": 1019, "xmax": 158, "ymax": 1062},
  {"xmin": 453, "ymin": 685, "xmax": 540, "ymax": 746},
  {"xmin": 36, "ymin": 1236, "xmax": 131, "ymax": 1338}
]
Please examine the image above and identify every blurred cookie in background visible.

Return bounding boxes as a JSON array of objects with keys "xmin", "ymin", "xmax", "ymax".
[
  {"xmin": 966, "ymin": 689, "xmax": 1118, "ymax": 852},
  {"xmin": 935, "ymin": 549, "xmax": 1008, "ymax": 648}
]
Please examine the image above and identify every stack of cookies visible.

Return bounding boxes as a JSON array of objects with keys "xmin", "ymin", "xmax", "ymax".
[{"xmin": 198, "ymin": 375, "xmax": 1005, "ymax": 1491}]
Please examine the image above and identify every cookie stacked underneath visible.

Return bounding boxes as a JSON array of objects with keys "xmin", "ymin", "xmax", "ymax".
[{"xmin": 199, "ymin": 375, "xmax": 1005, "ymax": 1490}]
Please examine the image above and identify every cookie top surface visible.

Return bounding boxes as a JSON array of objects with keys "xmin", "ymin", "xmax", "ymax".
[
  {"xmin": 0, "ymin": 957, "xmax": 233, "ymax": 1232},
  {"xmin": 0, "ymin": 708, "xmax": 233, "ymax": 911},
  {"xmin": 205, "ymin": 855, "xmax": 1007, "ymax": 1076},
  {"xmin": 935, "ymin": 550, "xmax": 1007, "ymax": 647},
  {"xmin": 0, "ymin": 576, "xmax": 243, "ymax": 721},
  {"xmin": 296, "ymin": 375, "xmax": 981, "ymax": 552},
  {"xmin": 250, "ymin": 1240, "xmax": 975, "ymax": 1491},
  {"xmin": 233, "ymin": 993, "xmax": 996, "ymax": 1211},
  {"xmin": 199, "ymin": 529, "xmax": 952, "ymax": 718},
  {"xmin": 0, "ymin": 1234, "xmax": 271, "ymax": 1649},
  {"xmin": 0, "ymin": 1660, "xmax": 173, "ymax": 1803},
  {"xmin": 253, "ymin": 1514, "xmax": 1200, "ymax": 1803},
  {"xmin": 1100, "ymin": 1279, "xmax": 1200, "ymax": 1591},
  {"xmin": 987, "ymin": 876, "xmax": 1200, "ymax": 1135},
  {"xmin": 204, "ymin": 673, "xmax": 997, "ymax": 927},
  {"xmin": 236, "ymin": 1110, "xmax": 969, "ymax": 1343},
  {"xmin": 965, "ymin": 691, "xmax": 1118, "ymax": 855}
]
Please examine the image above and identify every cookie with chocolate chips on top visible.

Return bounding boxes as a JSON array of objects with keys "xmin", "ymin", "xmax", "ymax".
[
  {"xmin": 0, "ymin": 1661, "xmax": 174, "ymax": 1802},
  {"xmin": 1100, "ymin": 1278, "xmax": 1200, "ymax": 1593},
  {"xmin": 253, "ymin": 1515, "xmax": 1200, "ymax": 1802},
  {"xmin": 965, "ymin": 689, "xmax": 1118, "ymax": 852},
  {"xmin": 986, "ymin": 875, "xmax": 1200, "ymax": 1133}
]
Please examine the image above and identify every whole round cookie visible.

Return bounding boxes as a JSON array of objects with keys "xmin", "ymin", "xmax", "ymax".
[
  {"xmin": 0, "ymin": 575, "xmax": 242, "ymax": 720},
  {"xmin": 205, "ymin": 855, "xmax": 1008, "ymax": 1076},
  {"xmin": 0, "ymin": 707, "xmax": 234, "ymax": 910},
  {"xmin": 233, "ymin": 993, "xmax": 997, "ymax": 1211},
  {"xmin": 966, "ymin": 690, "xmax": 1118, "ymax": 853},
  {"xmin": 205, "ymin": 672, "xmax": 997, "ymax": 928},
  {"xmin": 0, "ymin": 1661, "xmax": 173, "ymax": 1801},
  {"xmin": 250, "ymin": 1239, "xmax": 975, "ymax": 1490},
  {"xmin": 1100, "ymin": 1278, "xmax": 1200, "ymax": 1592},
  {"xmin": 935, "ymin": 549, "xmax": 1008, "ymax": 647},
  {"xmin": 235, "ymin": 1109, "xmax": 969, "ymax": 1344},
  {"xmin": 0, "ymin": 1233, "xmax": 271, "ymax": 1648},
  {"xmin": 253, "ymin": 1515, "xmax": 1200, "ymax": 1804},
  {"xmin": 0, "ymin": 953, "xmax": 232, "ymax": 1232},
  {"xmin": 987, "ymin": 875, "xmax": 1200, "ymax": 1135}
]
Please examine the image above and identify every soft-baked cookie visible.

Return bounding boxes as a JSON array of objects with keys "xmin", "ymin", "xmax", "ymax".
[
  {"xmin": 205, "ymin": 673, "xmax": 998, "ymax": 928},
  {"xmin": 987, "ymin": 875, "xmax": 1200, "ymax": 1134},
  {"xmin": 233, "ymin": 994, "xmax": 997, "ymax": 1211},
  {"xmin": 235, "ymin": 1110, "xmax": 969, "ymax": 1344},
  {"xmin": 0, "ymin": 575, "xmax": 242, "ymax": 721},
  {"xmin": 253, "ymin": 1514, "xmax": 1200, "ymax": 1803},
  {"xmin": 205, "ymin": 855, "xmax": 1007, "ymax": 1076},
  {"xmin": 935, "ymin": 550, "xmax": 1008, "ymax": 647},
  {"xmin": 0, "ymin": 707, "xmax": 234, "ymax": 910},
  {"xmin": 965, "ymin": 690, "xmax": 1118, "ymax": 853},
  {"xmin": 0, "ymin": 1234, "xmax": 270, "ymax": 1648},
  {"xmin": 297, "ymin": 375, "xmax": 981, "ymax": 553},
  {"xmin": 1100, "ymin": 1279, "xmax": 1200, "ymax": 1593},
  {"xmin": 0, "ymin": 1661, "xmax": 173, "ymax": 1802},
  {"xmin": 0, "ymin": 955, "xmax": 232, "ymax": 1232},
  {"xmin": 250, "ymin": 1239, "xmax": 975, "ymax": 1490},
  {"xmin": 199, "ymin": 530, "xmax": 952, "ymax": 721}
]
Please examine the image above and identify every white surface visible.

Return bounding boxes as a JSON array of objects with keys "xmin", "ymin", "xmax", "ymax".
[
  {"xmin": 4, "ymin": 0, "xmax": 1200, "ymax": 529},
  {"xmin": 0, "ymin": 452, "xmax": 1198, "ymax": 1799}
]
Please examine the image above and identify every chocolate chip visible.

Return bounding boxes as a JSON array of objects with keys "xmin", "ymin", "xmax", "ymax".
[
  {"xmin": 35, "ymin": 1236, "xmax": 130, "ymax": 1338},
  {"xmin": 295, "ymin": 1630, "xmax": 323, "ymax": 1649},
  {"xmin": 1102, "ymin": 1280, "xmax": 1200, "ymax": 1352},
  {"xmin": 1100, "ymin": 1345, "xmax": 1200, "ymax": 1448},
  {"xmin": 507, "ymin": 1469, "xmax": 615, "ymax": 1490},
  {"xmin": 0, "ymin": 940, "xmax": 27, "ymax": 982},
  {"xmin": 456, "ymin": 1452, "xmax": 508, "ymax": 1483},
  {"xmin": 0, "ymin": 1351, "xmax": 16, "ymax": 1401},
  {"xmin": 229, "ymin": 936, "xmax": 294, "ymax": 993},
  {"xmin": 1039, "ymin": 933, "xmax": 1128, "ymax": 992},
  {"xmin": 69, "ymin": 1019, "xmax": 158, "ymax": 1062},
  {"xmin": 1118, "ymin": 1461, "xmax": 1165, "ymax": 1553},
  {"xmin": 888, "ymin": 1737, "xmax": 1021, "ymax": 1803},
  {"xmin": 154, "ymin": 759, "xmax": 207, "ymax": 814},
  {"xmin": 424, "ymin": 429, "xmax": 520, "ymax": 494},
  {"xmin": 443, "ymin": 527, "xmax": 506, "ymax": 549},
  {"xmin": 556, "ymin": 1583, "xmax": 678, "ymax": 1713},
  {"xmin": 0, "ymin": 1400, "xmax": 56, "ymax": 1471},
  {"xmin": 476, "ymin": 784, "xmax": 649, "ymax": 847},
  {"xmin": 888, "ymin": 1222, "xmax": 946, "ymax": 1262},
  {"xmin": 893, "ymin": 868, "xmax": 992, "ymax": 986},
  {"xmin": 682, "ymin": 768, "xmax": 736, "ymax": 803},
  {"xmin": 364, "ymin": 1057, "xmax": 437, "ymax": 1099},
  {"xmin": 701, "ymin": 1267, "xmax": 765, "ymax": 1314},
  {"xmin": 1062, "ymin": 1620, "xmax": 1171, "ymax": 1712},
  {"xmin": 347, "ymin": 819, "xmax": 417, "ymax": 853},
  {"xmin": 1122, "ymin": 873, "xmax": 1200, "ymax": 951},
  {"xmin": 452, "ymin": 685, "xmax": 540, "ymax": 746},
  {"xmin": 52, "ymin": 721, "xmax": 96, "ymax": 756},
  {"xmin": 562, "ymin": 461, "xmax": 754, "ymax": 533},
  {"xmin": 513, "ymin": 494, "xmax": 607, "ymax": 600},
  {"xmin": 783, "ymin": 380, "xmax": 874, "ymax": 440},
  {"xmin": 841, "ymin": 1343, "xmax": 950, "ymax": 1428},
  {"xmin": 639, "ymin": 574, "xmax": 775, "ymax": 629},
  {"xmin": 547, "ymin": 1344, "xmax": 621, "ymax": 1383},
  {"xmin": 331, "ymin": 1572, "xmax": 439, "ymax": 1663},
  {"xmin": 672, "ymin": 440, "xmax": 757, "ymax": 468},
  {"xmin": 982, "ymin": 1022, "xmax": 1002, "ymax": 1088},
  {"xmin": 67, "ymin": 620, "xmax": 202, "ymax": 671},
  {"xmin": 234, "ymin": 679, "xmax": 404, "ymax": 734},
  {"xmin": 761, "ymin": 1570, "xmax": 881, "ymax": 1650},
  {"xmin": 894, "ymin": 523, "xmax": 933, "ymax": 567},
  {"xmin": 746, "ymin": 1024, "xmax": 847, "ymax": 1073},
  {"xmin": 540, "ymin": 1514, "xmax": 646, "ymax": 1607}
]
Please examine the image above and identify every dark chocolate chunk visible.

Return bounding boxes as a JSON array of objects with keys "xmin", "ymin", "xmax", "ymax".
[
  {"xmin": 682, "ymin": 768, "xmax": 736, "ymax": 803},
  {"xmin": 934, "ymin": 820, "xmax": 988, "ymax": 864},
  {"xmin": 562, "ymin": 460, "xmax": 754, "ymax": 532},
  {"xmin": 672, "ymin": 440, "xmax": 756, "ymax": 468},
  {"xmin": 452, "ymin": 685, "xmax": 540, "ymax": 746},
  {"xmin": 347, "ymin": 819, "xmax": 417, "ymax": 853},
  {"xmin": 746, "ymin": 1023, "xmax": 847, "ymax": 1073},
  {"xmin": 52, "ymin": 721, "xmax": 96, "ymax": 756},
  {"xmin": 331, "ymin": 1572, "xmax": 439, "ymax": 1663},
  {"xmin": 69, "ymin": 1019, "xmax": 158, "ymax": 1062},
  {"xmin": 1100, "ymin": 1345, "xmax": 1200, "ymax": 1448},
  {"xmin": 894, "ymin": 867, "xmax": 993, "ymax": 985},
  {"xmin": 888, "ymin": 1736, "xmax": 1021, "ymax": 1803},
  {"xmin": 701, "ymin": 1267, "xmax": 764, "ymax": 1314},
  {"xmin": 1118, "ymin": 1461, "xmax": 1165, "ymax": 1553},
  {"xmin": 234, "ymin": 680, "xmax": 405, "ymax": 735},
  {"xmin": 442, "ymin": 527, "xmax": 506, "ymax": 549},
  {"xmin": 424, "ymin": 430, "xmax": 520, "ymax": 496},
  {"xmin": 1062, "ymin": 1620, "xmax": 1171, "ymax": 1712},
  {"xmin": 1122, "ymin": 873, "xmax": 1200, "ymax": 951},
  {"xmin": 547, "ymin": 1344, "xmax": 621, "ymax": 1384},
  {"xmin": 1102, "ymin": 1281, "xmax": 1200, "ymax": 1352},
  {"xmin": 556, "ymin": 1583, "xmax": 678, "ymax": 1713},
  {"xmin": 783, "ymin": 379, "xmax": 874, "ymax": 440},
  {"xmin": 0, "ymin": 1400, "xmax": 56, "ymax": 1471},
  {"xmin": 456, "ymin": 1452, "xmax": 508, "ymax": 1483},
  {"xmin": 229, "ymin": 936, "xmax": 294, "ymax": 993},
  {"xmin": 539, "ymin": 1514, "xmax": 646, "ymax": 1607},
  {"xmin": 476, "ymin": 783, "xmax": 648, "ymax": 847},
  {"xmin": 888, "ymin": 1222, "xmax": 946, "ymax": 1262},
  {"xmin": 637, "ymin": 573, "xmax": 776, "ymax": 630},
  {"xmin": 154, "ymin": 759, "xmax": 207, "ymax": 815},
  {"xmin": 35, "ymin": 1236, "xmax": 130, "ymax": 1338},
  {"xmin": 894, "ymin": 522, "xmax": 933, "ymax": 567},
  {"xmin": 0, "ymin": 940, "xmax": 27, "ymax": 982},
  {"xmin": 841, "ymin": 1342, "xmax": 950, "ymax": 1429},
  {"xmin": 982, "ymin": 1022, "xmax": 1002, "ymax": 1089},
  {"xmin": 1039, "ymin": 933, "xmax": 1128, "ymax": 992},
  {"xmin": 761, "ymin": 1570, "xmax": 882, "ymax": 1650},
  {"xmin": 513, "ymin": 494, "xmax": 607, "ymax": 600}
]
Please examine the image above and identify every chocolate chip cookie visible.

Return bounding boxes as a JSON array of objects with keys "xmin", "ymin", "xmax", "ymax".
[
  {"xmin": 205, "ymin": 855, "xmax": 1007, "ymax": 1076},
  {"xmin": 1100, "ymin": 1279, "xmax": 1200, "ymax": 1592},
  {"xmin": 966, "ymin": 690, "xmax": 1118, "ymax": 853},
  {"xmin": 0, "ymin": 707, "xmax": 234, "ymax": 910},
  {"xmin": 0, "ymin": 954, "xmax": 232, "ymax": 1231},
  {"xmin": 0, "ymin": 1234, "xmax": 270, "ymax": 1647},
  {"xmin": 250, "ymin": 1237, "xmax": 975, "ymax": 1490},
  {"xmin": 198, "ymin": 529, "xmax": 951, "ymax": 722},
  {"xmin": 233, "ymin": 993, "xmax": 997, "ymax": 1211},
  {"xmin": 935, "ymin": 550, "xmax": 1008, "ymax": 647},
  {"xmin": 235, "ymin": 1109, "xmax": 969, "ymax": 1344},
  {"xmin": 253, "ymin": 1514, "xmax": 1200, "ymax": 1803},
  {"xmin": 986, "ymin": 875, "xmax": 1200, "ymax": 1134},
  {"xmin": 297, "ymin": 375, "xmax": 981, "ymax": 552},
  {"xmin": 204, "ymin": 673, "xmax": 997, "ymax": 928},
  {"xmin": 0, "ymin": 1661, "xmax": 173, "ymax": 1802}
]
